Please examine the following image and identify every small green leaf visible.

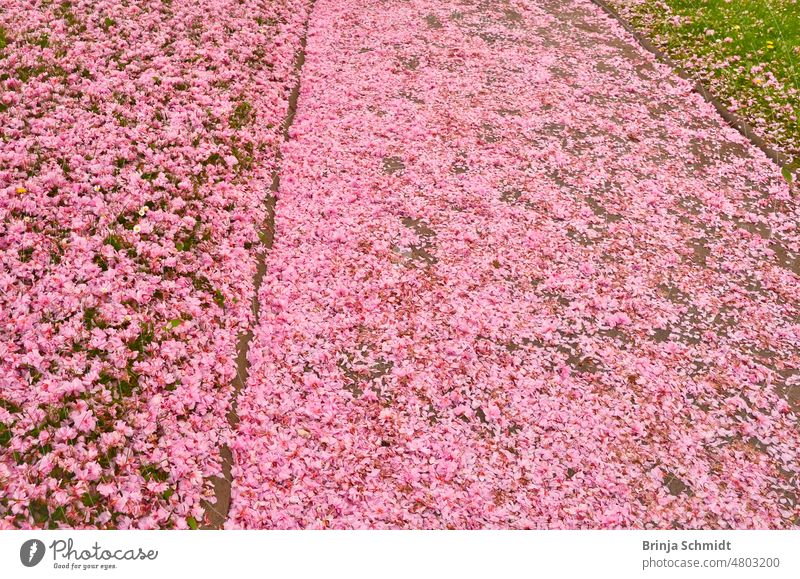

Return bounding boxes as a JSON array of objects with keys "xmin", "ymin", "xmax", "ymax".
[
  {"xmin": 50, "ymin": 506, "xmax": 67, "ymax": 525},
  {"xmin": 141, "ymin": 464, "xmax": 169, "ymax": 482},
  {"xmin": 187, "ymin": 516, "xmax": 199, "ymax": 530},
  {"xmin": 0, "ymin": 423, "xmax": 12, "ymax": 446},
  {"xmin": 81, "ymin": 491, "xmax": 101, "ymax": 507},
  {"xmin": 782, "ymin": 165, "xmax": 793, "ymax": 183},
  {"xmin": 213, "ymin": 289, "xmax": 225, "ymax": 308},
  {"xmin": 30, "ymin": 499, "xmax": 49, "ymax": 524}
]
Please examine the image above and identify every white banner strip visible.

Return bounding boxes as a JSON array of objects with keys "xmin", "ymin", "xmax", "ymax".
[{"xmin": 1, "ymin": 530, "xmax": 798, "ymax": 578}]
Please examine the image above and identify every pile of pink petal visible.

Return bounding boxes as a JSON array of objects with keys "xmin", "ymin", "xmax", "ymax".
[{"xmin": 0, "ymin": 0, "xmax": 309, "ymax": 528}]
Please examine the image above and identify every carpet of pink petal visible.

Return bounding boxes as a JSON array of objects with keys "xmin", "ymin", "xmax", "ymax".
[{"xmin": 2, "ymin": 0, "xmax": 799, "ymax": 529}]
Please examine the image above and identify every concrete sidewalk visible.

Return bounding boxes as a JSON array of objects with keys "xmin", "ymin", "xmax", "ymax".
[{"xmin": 225, "ymin": 0, "xmax": 800, "ymax": 528}]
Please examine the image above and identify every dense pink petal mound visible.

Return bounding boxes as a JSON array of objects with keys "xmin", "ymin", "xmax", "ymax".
[
  {"xmin": 228, "ymin": 0, "xmax": 800, "ymax": 528},
  {"xmin": 0, "ymin": 0, "xmax": 310, "ymax": 528}
]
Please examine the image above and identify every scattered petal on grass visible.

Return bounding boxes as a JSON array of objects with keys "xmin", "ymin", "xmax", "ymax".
[{"xmin": 0, "ymin": 0, "xmax": 312, "ymax": 528}]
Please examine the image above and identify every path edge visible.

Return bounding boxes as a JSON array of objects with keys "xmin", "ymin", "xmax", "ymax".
[
  {"xmin": 200, "ymin": 2, "xmax": 315, "ymax": 529},
  {"xmin": 589, "ymin": 0, "xmax": 790, "ymax": 168}
]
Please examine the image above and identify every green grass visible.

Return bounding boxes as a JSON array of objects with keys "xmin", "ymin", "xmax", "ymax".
[{"xmin": 608, "ymin": 0, "xmax": 800, "ymax": 166}]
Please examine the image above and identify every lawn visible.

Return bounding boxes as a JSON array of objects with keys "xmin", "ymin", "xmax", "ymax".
[{"xmin": 604, "ymin": 0, "xmax": 800, "ymax": 171}]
